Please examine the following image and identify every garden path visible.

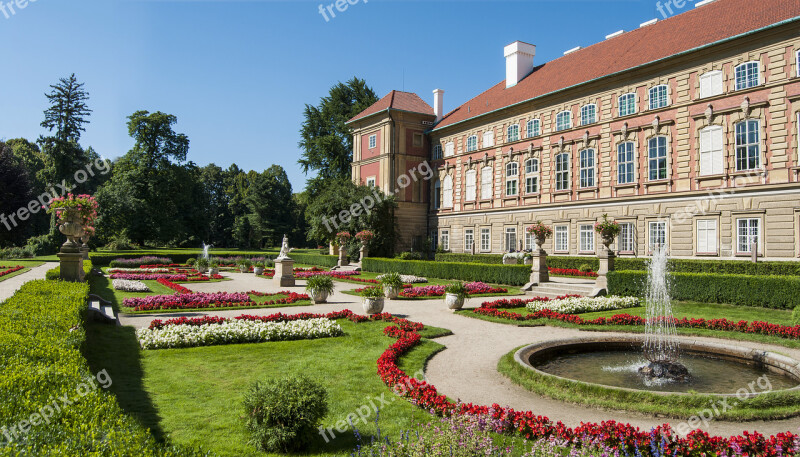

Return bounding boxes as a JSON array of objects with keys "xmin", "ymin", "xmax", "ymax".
[
  {"xmin": 0, "ymin": 263, "xmax": 54, "ymax": 303},
  {"xmin": 118, "ymin": 271, "xmax": 800, "ymax": 439}
]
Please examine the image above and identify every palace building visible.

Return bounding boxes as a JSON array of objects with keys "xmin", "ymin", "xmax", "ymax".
[{"xmin": 347, "ymin": 0, "xmax": 800, "ymax": 260}]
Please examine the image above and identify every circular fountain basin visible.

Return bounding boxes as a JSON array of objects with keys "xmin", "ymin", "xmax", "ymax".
[{"xmin": 515, "ymin": 336, "xmax": 800, "ymax": 395}]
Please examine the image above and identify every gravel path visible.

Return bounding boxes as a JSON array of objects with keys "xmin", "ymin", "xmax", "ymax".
[
  {"xmin": 118, "ymin": 271, "xmax": 800, "ymax": 438},
  {"xmin": 0, "ymin": 263, "xmax": 54, "ymax": 302}
]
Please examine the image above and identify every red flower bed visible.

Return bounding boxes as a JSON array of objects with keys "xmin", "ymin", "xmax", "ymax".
[
  {"xmin": 132, "ymin": 289, "xmax": 311, "ymax": 312},
  {"xmin": 0, "ymin": 266, "xmax": 24, "ymax": 278},
  {"xmin": 548, "ymin": 267, "xmax": 598, "ymax": 278},
  {"xmin": 157, "ymin": 278, "xmax": 192, "ymax": 294}
]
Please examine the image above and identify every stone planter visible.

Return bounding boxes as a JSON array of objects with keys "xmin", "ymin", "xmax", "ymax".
[
  {"xmin": 254, "ymin": 267, "xmax": 264, "ymax": 276},
  {"xmin": 524, "ymin": 256, "xmax": 533, "ymax": 265},
  {"xmin": 239, "ymin": 266, "xmax": 249, "ymax": 273},
  {"xmin": 309, "ymin": 289, "xmax": 329, "ymax": 304},
  {"xmin": 197, "ymin": 266, "xmax": 208, "ymax": 274},
  {"xmin": 445, "ymin": 293, "xmax": 465, "ymax": 310},
  {"xmin": 210, "ymin": 267, "xmax": 219, "ymax": 276},
  {"xmin": 384, "ymin": 286, "xmax": 400, "ymax": 300},
  {"xmin": 362, "ymin": 297, "xmax": 385, "ymax": 315},
  {"xmin": 503, "ymin": 257, "xmax": 518, "ymax": 265},
  {"xmin": 58, "ymin": 208, "xmax": 85, "ymax": 248},
  {"xmin": 601, "ymin": 234, "xmax": 615, "ymax": 252}
]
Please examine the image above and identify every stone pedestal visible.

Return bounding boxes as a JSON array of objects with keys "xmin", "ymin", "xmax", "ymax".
[
  {"xmin": 522, "ymin": 248, "xmax": 549, "ymax": 291},
  {"xmin": 81, "ymin": 245, "xmax": 90, "ymax": 261},
  {"xmin": 329, "ymin": 242, "xmax": 339, "ymax": 256},
  {"xmin": 359, "ymin": 244, "xmax": 368, "ymax": 263},
  {"xmin": 338, "ymin": 249, "xmax": 349, "ymax": 268},
  {"xmin": 274, "ymin": 259, "xmax": 295, "ymax": 287},
  {"xmin": 58, "ymin": 248, "xmax": 84, "ymax": 282},
  {"xmin": 591, "ymin": 246, "xmax": 615, "ymax": 297}
]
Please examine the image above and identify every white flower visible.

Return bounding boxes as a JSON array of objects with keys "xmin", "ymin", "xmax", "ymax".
[
  {"xmin": 376, "ymin": 274, "xmax": 428, "ymax": 284},
  {"xmin": 112, "ymin": 279, "xmax": 151, "ymax": 292},
  {"xmin": 136, "ymin": 318, "xmax": 344, "ymax": 350},
  {"xmin": 526, "ymin": 296, "xmax": 639, "ymax": 314}
]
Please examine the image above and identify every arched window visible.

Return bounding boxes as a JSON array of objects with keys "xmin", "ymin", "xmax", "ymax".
[
  {"xmin": 505, "ymin": 162, "xmax": 518, "ymax": 196},
  {"xmin": 526, "ymin": 119, "xmax": 540, "ymax": 138},
  {"xmin": 480, "ymin": 166, "xmax": 493, "ymax": 200},
  {"xmin": 442, "ymin": 175, "xmax": 453, "ymax": 208},
  {"xmin": 649, "ymin": 85, "xmax": 668, "ymax": 110},
  {"xmin": 556, "ymin": 111, "xmax": 571, "ymax": 131},
  {"xmin": 466, "ymin": 135, "xmax": 478, "ymax": 152},
  {"xmin": 618, "ymin": 93, "xmax": 636, "ymax": 117},
  {"xmin": 524, "ymin": 158, "xmax": 539, "ymax": 194},
  {"xmin": 464, "ymin": 169, "xmax": 477, "ymax": 201},
  {"xmin": 648, "ymin": 136, "xmax": 668, "ymax": 181},
  {"xmin": 734, "ymin": 62, "xmax": 760, "ymax": 90},
  {"xmin": 735, "ymin": 120, "xmax": 760, "ymax": 171},
  {"xmin": 507, "ymin": 124, "xmax": 520, "ymax": 142},
  {"xmin": 580, "ymin": 104, "xmax": 597, "ymax": 125}
]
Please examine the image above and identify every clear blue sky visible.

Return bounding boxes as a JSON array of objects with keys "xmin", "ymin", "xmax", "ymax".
[{"xmin": 0, "ymin": 0, "xmax": 687, "ymax": 192}]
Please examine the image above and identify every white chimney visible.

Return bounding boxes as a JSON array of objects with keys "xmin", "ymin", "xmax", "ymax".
[
  {"xmin": 433, "ymin": 88, "xmax": 444, "ymax": 123},
  {"xmin": 504, "ymin": 41, "xmax": 536, "ymax": 88}
]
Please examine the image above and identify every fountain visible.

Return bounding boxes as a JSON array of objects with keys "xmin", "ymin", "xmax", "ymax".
[
  {"xmin": 639, "ymin": 245, "xmax": 690, "ymax": 382},
  {"xmin": 202, "ymin": 242, "xmax": 212, "ymax": 260}
]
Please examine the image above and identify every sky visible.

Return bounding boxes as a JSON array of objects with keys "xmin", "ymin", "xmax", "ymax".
[{"xmin": 0, "ymin": 0, "xmax": 692, "ymax": 192}]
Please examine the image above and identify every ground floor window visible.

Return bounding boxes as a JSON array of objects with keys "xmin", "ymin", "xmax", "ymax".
[
  {"xmin": 480, "ymin": 228, "xmax": 491, "ymax": 252},
  {"xmin": 525, "ymin": 231, "xmax": 536, "ymax": 250},
  {"xmin": 554, "ymin": 225, "xmax": 568, "ymax": 252},
  {"xmin": 440, "ymin": 230, "xmax": 449, "ymax": 252},
  {"xmin": 737, "ymin": 218, "xmax": 761, "ymax": 254},
  {"xmin": 464, "ymin": 229, "xmax": 474, "ymax": 253},
  {"xmin": 648, "ymin": 221, "xmax": 667, "ymax": 252},
  {"xmin": 619, "ymin": 222, "xmax": 635, "ymax": 253},
  {"xmin": 696, "ymin": 219, "xmax": 717, "ymax": 254},
  {"xmin": 430, "ymin": 232, "xmax": 438, "ymax": 251},
  {"xmin": 579, "ymin": 224, "xmax": 594, "ymax": 253},
  {"xmin": 505, "ymin": 227, "xmax": 517, "ymax": 252}
]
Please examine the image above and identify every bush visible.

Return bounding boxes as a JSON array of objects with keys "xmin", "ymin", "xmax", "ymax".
[
  {"xmin": 397, "ymin": 251, "xmax": 425, "ymax": 261},
  {"xmin": 242, "ymin": 375, "xmax": 328, "ymax": 452},
  {"xmin": 578, "ymin": 263, "xmax": 593, "ymax": 273},
  {"xmin": 90, "ymin": 250, "xmax": 338, "ymax": 268},
  {"xmin": 364, "ymin": 258, "xmax": 530, "ymax": 286},
  {"xmin": 0, "ymin": 246, "xmax": 35, "ymax": 260},
  {"xmin": 608, "ymin": 270, "xmax": 800, "ymax": 309},
  {"xmin": 793, "ymin": 306, "xmax": 800, "ymax": 326},
  {"xmin": 105, "ymin": 234, "xmax": 135, "ymax": 251},
  {"xmin": 25, "ymin": 230, "xmax": 60, "ymax": 256}
]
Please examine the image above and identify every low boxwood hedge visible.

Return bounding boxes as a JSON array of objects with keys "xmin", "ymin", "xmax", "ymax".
[
  {"xmin": 608, "ymin": 270, "xmax": 800, "ymax": 309},
  {"xmin": 363, "ymin": 258, "xmax": 531, "ymax": 285},
  {"xmin": 0, "ymin": 280, "xmax": 203, "ymax": 455}
]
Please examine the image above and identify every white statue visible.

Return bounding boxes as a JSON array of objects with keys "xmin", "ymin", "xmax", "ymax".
[{"xmin": 277, "ymin": 234, "xmax": 291, "ymax": 260}]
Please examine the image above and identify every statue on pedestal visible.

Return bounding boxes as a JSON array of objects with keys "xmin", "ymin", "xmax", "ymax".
[{"xmin": 277, "ymin": 234, "xmax": 291, "ymax": 260}]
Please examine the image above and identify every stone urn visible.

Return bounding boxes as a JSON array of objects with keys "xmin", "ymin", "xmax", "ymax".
[
  {"xmin": 601, "ymin": 234, "xmax": 615, "ymax": 252},
  {"xmin": 253, "ymin": 266, "xmax": 264, "ymax": 276},
  {"xmin": 384, "ymin": 286, "xmax": 400, "ymax": 300},
  {"xmin": 362, "ymin": 297, "xmax": 385, "ymax": 315},
  {"xmin": 239, "ymin": 265, "xmax": 249, "ymax": 273},
  {"xmin": 309, "ymin": 289, "xmax": 329, "ymax": 304},
  {"xmin": 445, "ymin": 293, "xmax": 465, "ymax": 310},
  {"xmin": 58, "ymin": 208, "xmax": 85, "ymax": 249},
  {"xmin": 535, "ymin": 235, "xmax": 547, "ymax": 250}
]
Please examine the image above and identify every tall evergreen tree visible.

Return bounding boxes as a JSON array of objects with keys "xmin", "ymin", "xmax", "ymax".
[{"xmin": 41, "ymin": 74, "xmax": 92, "ymax": 144}]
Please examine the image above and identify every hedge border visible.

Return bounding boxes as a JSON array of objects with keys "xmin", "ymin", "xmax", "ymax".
[{"xmin": 363, "ymin": 258, "xmax": 531, "ymax": 286}]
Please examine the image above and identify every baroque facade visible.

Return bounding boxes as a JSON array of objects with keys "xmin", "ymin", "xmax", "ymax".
[{"xmin": 348, "ymin": 0, "xmax": 800, "ymax": 260}]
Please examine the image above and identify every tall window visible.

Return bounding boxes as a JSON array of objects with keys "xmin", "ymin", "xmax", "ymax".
[
  {"xmin": 444, "ymin": 142, "xmax": 454, "ymax": 157},
  {"xmin": 579, "ymin": 149, "xmax": 595, "ymax": 188},
  {"xmin": 525, "ymin": 231, "xmax": 536, "ymax": 250},
  {"xmin": 464, "ymin": 170, "xmax": 477, "ymax": 201},
  {"xmin": 368, "ymin": 134, "xmax": 377, "ymax": 149},
  {"xmin": 556, "ymin": 111, "xmax": 571, "ymax": 131},
  {"xmin": 618, "ymin": 93, "xmax": 636, "ymax": 117},
  {"xmin": 554, "ymin": 225, "xmax": 568, "ymax": 252},
  {"xmin": 525, "ymin": 158, "xmax": 539, "ymax": 194},
  {"xmin": 505, "ymin": 227, "xmax": 517, "ymax": 252},
  {"xmin": 442, "ymin": 175, "xmax": 453, "ymax": 208},
  {"xmin": 649, "ymin": 85, "xmax": 668, "ymax": 110},
  {"xmin": 483, "ymin": 130, "xmax": 494, "ymax": 148},
  {"xmin": 699, "ymin": 71, "xmax": 723, "ymax": 98},
  {"xmin": 464, "ymin": 229, "xmax": 474, "ymax": 253},
  {"xmin": 507, "ymin": 124, "xmax": 520, "ymax": 143},
  {"xmin": 505, "ymin": 162, "xmax": 519, "ymax": 196},
  {"xmin": 580, "ymin": 224, "xmax": 594, "ymax": 252},
  {"xmin": 432, "ymin": 145, "xmax": 443, "ymax": 160},
  {"xmin": 699, "ymin": 126, "xmax": 724, "ymax": 175},
  {"xmin": 648, "ymin": 221, "xmax": 667, "ymax": 252},
  {"xmin": 737, "ymin": 218, "xmax": 760, "ymax": 253},
  {"xmin": 440, "ymin": 230, "xmax": 450, "ymax": 251},
  {"xmin": 555, "ymin": 152, "xmax": 570, "ymax": 191},
  {"xmin": 648, "ymin": 136, "xmax": 668, "ymax": 181},
  {"xmin": 735, "ymin": 120, "xmax": 760, "ymax": 171},
  {"xmin": 430, "ymin": 232, "xmax": 438, "ymax": 250},
  {"xmin": 580, "ymin": 104, "xmax": 597, "ymax": 125},
  {"xmin": 480, "ymin": 228, "xmax": 491, "ymax": 252},
  {"xmin": 735, "ymin": 62, "xmax": 760, "ymax": 90},
  {"xmin": 433, "ymin": 180, "xmax": 441, "ymax": 209},
  {"xmin": 466, "ymin": 135, "xmax": 478, "ymax": 152},
  {"xmin": 696, "ymin": 219, "xmax": 717, "ymax": 254},
  {"xmin": 480, "ymin": 166, "xmax": 493, "ymax": 200},
  {"xmin": 619, "ymin": 222, "xmax": 635, "ymax": 253},
  {"xmin": 527, "ymin": 119, "xmax": 540, "ymax": 138},
  {"xmin": 617, "ymin": 142, "xmax": 635, "ymax": 184}
]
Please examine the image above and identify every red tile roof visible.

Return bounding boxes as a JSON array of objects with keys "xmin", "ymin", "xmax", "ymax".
[
  {"xmin": 433, "ymin": 0, "xmax": 800, "ymax": 131},
  {"xmin": 348, "ymin": 90, "xmax": 434, "ymax": 124}
]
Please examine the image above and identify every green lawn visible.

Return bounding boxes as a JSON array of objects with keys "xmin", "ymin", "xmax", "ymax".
[
  {"xmin": 83, "ymin": 319, "xmax": 450, "ymax": 457},
  {"xmin": 0, "ymin": 261, "xmax": 45, "ymax": 282}
]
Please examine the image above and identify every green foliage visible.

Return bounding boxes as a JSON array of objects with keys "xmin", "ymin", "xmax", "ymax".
[
  {"xmin": 243, "ymin": 165, "xmax": 296, "ymax": 248},
  {"xmin": 608, "ymin": 270, "xmax": 800, "ymax": 309},
  {"xmin": 0, "ymin": 246, "xmax": 35, "ymax": 260},
  {"xmin": 305, "ymin": 275, "xmax": 335, "ymax": 294},
  {"xmin": 0, "ymin": 280, "xmax": 204, "ymax": 455},
  {"xmin": 108, "ymin": 257, "xmax": 172, "ymax": 268},
  {"xmin": 364, "ymin": 258, "xmax": 530, "ymax": 286},
  {"xmin": 398, "ymin": 251, "xmax": 425, "ymax": 261},
  {"xmin": 444, "ymin": 281, "xmax": 469, "ymax": 299},
  {"xmin": 379, "ymin": 272, "xmax": 403, "ymax": 289},
  {"xmin": 578, "ymin": 263, "xmax": 593, "ymax": 273},
  {"xmin": 793, "ymin": 306, "xmax": 800, "ymax": 326},
  {"xmin": 362, "ymin": 285, "xmax": 385, "ymax": 299},
  {"xmin": 242, "ymin": 376, "xmax": 328, "ymax": 452},
  {"xmin": 0, "ymin": 141, "xmax": 35, "ymax": 247},
  {"xmin": 45, "ymin": 260, "xmax": 93, "ymax": 281}
]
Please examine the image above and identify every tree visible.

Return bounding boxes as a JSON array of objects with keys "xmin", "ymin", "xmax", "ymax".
[
  {"xmin": 298, "ymin": 78, "xmax": 378, "ymax": 193},
  {"xmin": 305, "ymin": 179, "xmax": 397, "ymax": 257},
  {"xmin": 246, "ymin": 165, "xmax": 295, "ymax": 248},
  {"xmin": 0, "ymin": 142, "xmax": 34, "ymax": 247},
  {"xmin": 41, "ymin": 74, "xmax": 92, "ymax": 144}
]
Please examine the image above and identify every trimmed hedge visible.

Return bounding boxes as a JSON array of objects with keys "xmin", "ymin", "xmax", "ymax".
[
  {"xmin": 363, "ymin": 258, "xmax": 531, "ymax": 286},
  {"xmin": 0, "ymin": 280, "xmax": 203, "ymax": 455},
  {"xmin": 608, "ymin": 270, "xmax": 800, "ymax": 309},
  {"xmin": 46, "ymin": 260, "xmax": 93, "ymax": 281},
  {"xmin": 435, "ymin": 253, "xmax": 800, "ymax": 276},
  {"xmin": 288, "ymin": 253, "xmax": 339, "ymax": 268}
]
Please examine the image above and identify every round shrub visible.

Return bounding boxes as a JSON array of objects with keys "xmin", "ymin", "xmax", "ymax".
[
  {"xmin": 242, "ymin": 375, "xmax": 328, "ymax": 452},
  {"xmin": 793, "ymin": 306, "xmax": 800, "ymax": 326},
  {"xmin": 578, "ymin": 263, "xmax": 593, "ymax": 273}
]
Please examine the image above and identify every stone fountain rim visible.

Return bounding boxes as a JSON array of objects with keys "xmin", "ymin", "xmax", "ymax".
[{"xmin": 514, "ymin": 335, "xmax": 800, "ymax": 397}]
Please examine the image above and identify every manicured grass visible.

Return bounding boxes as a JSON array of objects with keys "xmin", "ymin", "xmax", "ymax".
[
  {"xmin": 0, "ymin": 261, "xmax": 44, "ymax": 281},
  {"xmin": 498, "ymin": 346, "xmax": 800, "ymax": 421},
  {"xmin": 83, "ymin": 319, "xmax": 450, "ymax": 457}
]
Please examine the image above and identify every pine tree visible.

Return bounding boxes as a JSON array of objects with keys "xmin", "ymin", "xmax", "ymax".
[{"xmin": 41, "ymin": 74, "xmax": 92, "ymax": 143}]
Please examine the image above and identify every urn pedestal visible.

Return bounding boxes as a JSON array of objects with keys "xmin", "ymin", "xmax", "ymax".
[
  {"xmin": 80, "ymin": 236, "xmax": 90, "ymax": 261},
  {"xmin": 337, "ymin": 249, "xmax": 349, "ymax": 268},
  {"xmin": 274, "ymin": 258, "xmax": 295, "ymax": 287},
  {"xmin": 57, "ymin": 208, "xmax": 86, "ymax": 282},
  {"xmin": 359, "ymin": 243, "xmax": 368, "ymax": 263},
  {"xmin": 522, "ymin": 238, "xmax": 549, "ymax": 291},
  {"xmin": 591, "ymin": 236, "xmax": 616, "ymax": 297}
]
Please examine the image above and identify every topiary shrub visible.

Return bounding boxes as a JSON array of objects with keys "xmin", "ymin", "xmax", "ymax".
[
  {"xmin": 242, "ymin": 375, "xmax": 328, "ymax": 452},
  {"xmin": 398, "ymin": 251, "xmax": 424, "ymax": 261},
  {"xmin": 793, "ymin": 306, "xmax": 800, "ymax": 326},
  {"xmin": 578, "ymin": 263, "xmax": 593, "ymax": 273}
]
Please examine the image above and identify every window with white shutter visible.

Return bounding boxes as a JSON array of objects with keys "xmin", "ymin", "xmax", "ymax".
[
  {"xmin": 442, "ymin": 175, "xmax": 453, "ymax": 208},
  {"xmin": 465, "ymin": 170, "xmax": 477, "ymax": 201},
  {"xmin": 696, "ymin": 219, "xmax": 717, "ymax": 254},
  {"xmin": 699, "ymin": 71, "xmax": 723, "ymax": 98},
  {"xmin": 480, "ymin": 166, "xmax": 493, "ymax": 200},
  {"xmin": 444, "ymin": 142, "xmax": 454, "ymax": 157},
  {"xmin": 699, "ymin": 126, "xmax": 724, "ymax": 175},
  {"xmin": 483, "ymin": 130, "xmax": 494, "ymax": 148}
]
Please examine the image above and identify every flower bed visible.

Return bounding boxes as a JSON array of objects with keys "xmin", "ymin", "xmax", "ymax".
[
  {"xmin": 377, "ymin": 274, "xmax": 428, "ymax": 284},
  {"xmin": 157, "ymin": 278, "xmax": 192, "ymax": 294},
  {"xmin": 110, "ymin": 273, "xmax": 188, "ymax": 281},
  {"xmin": 109, "ymin": 268, "xmax": 171, "ymax": 274},
  {"xmin": 137, "ymin": 317, "xmax": 343, "ymax": 349},
  {"xmin": 112, "ymin": 279, "xmax": 151, "ymax": 292},
  {"xmin": 123, "ymin": 289, "xmax": 310, "ymax": 312},
  {"xmin": 548, "ymin": 267, "xmax": 598, "ymax": 278},
  {"xmin": 294, "ymin": 270, "xmax": 360, "ymax": 279},
  {"xmin": 399, "ymin": 282, "xmax": 507, "ymax": 298},
  {"xmin": 0, "ymin": 265, "xmax": 24, "ymax": 278},
  {"xmin": 377, "ymin": 318, "xmax": 797, "ymax": 455},
  {"xmin": 109, "ymin": 256, "xmax": 173, "ymax": 268},
  {"xmin": 526, "ymin": 295, "xmax": 639, "ymax": 314}
]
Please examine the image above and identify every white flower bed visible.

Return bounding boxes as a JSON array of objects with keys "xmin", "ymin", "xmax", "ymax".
[
  {"xmin": 376, "ymin": 274, "xmax": 428, "ymax": 284},
  {"xmin": 136, "ymin": 318, "xmax": 343, "ymax": 350},
  {"xmin": 526, "ymin": 296, "xmax": 640, "ymax": 314},
  {"xmin": 112, "ymin": 279, "xmax": 151, "ymax": 292}
]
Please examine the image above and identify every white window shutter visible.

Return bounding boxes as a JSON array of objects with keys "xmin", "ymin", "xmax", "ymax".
[
  {"xmin": 699, "ymin": 74, "xmax": 711, "ymax": 99},
  {"xmin": 711, "ymin": 72, "xmax": 723, "ymax": 96},
  {"xmin": 699, "ymin": 129, "xmax": 712, "ymax": 175},
  {"xmin": 710, "ymin": 127, "xmax": 723, "ymax": 175},
  {"xmin": 697, "ymin": 220, "xmax": 708, "ymax": 253}
]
